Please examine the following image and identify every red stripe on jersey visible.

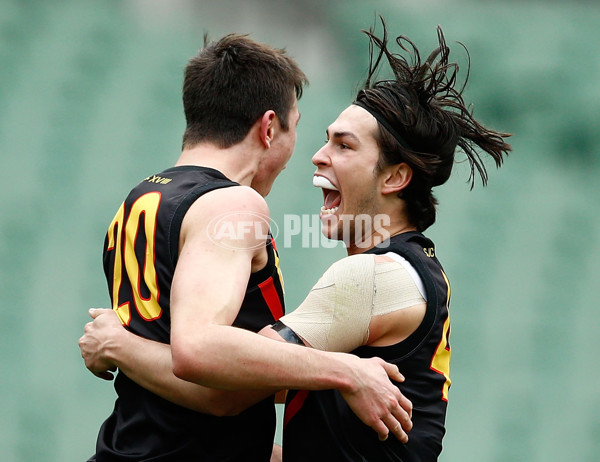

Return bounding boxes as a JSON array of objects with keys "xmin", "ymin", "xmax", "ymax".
[
  {"xmin": 258, "ymin": 276, "xmax": 283, "ymax": 320},
  {"xmin": 283, "ymin": 390, "xmax": 309, "ymax": 428}
]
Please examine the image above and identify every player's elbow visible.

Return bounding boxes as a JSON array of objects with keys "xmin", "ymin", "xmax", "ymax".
[
  {"xmin": 171, "ymin": 339, "xmax": 203, "ymax": 382},
  {"xmin": 171, "ymin": 328, "xmax": 226, "ymax": 387}
]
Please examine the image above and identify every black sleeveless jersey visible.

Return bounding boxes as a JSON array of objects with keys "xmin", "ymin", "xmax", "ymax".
[
  {"xmin": 282, "ymin": 232, "xmax": 451, "ymax": 462},
  {"xmin": 92, "ymin": 166, "xmax": 285, "ymax": 462}
]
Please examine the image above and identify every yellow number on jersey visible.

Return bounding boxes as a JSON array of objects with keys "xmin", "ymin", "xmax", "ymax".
[
  {"xmin": 430, "ymin": 270, "xmax": 451, "ymax": 401},
  {"xmin": 106, "ymin": 192, "xmax": 162, "ymax": 325}
]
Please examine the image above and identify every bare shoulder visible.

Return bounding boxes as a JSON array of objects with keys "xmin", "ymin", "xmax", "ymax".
[
  {"xmin": 193, "ymin": 185, "xmax": 269, "ymax": 216},
  {"xmin": 181, "ymin": 185, "xmax": 271, "ymax": 252}
]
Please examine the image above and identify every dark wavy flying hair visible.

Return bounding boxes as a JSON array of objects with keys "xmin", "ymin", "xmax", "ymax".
[{"xmin": 355, "ymin": 17, "xmax": 512, "ymax": 230}]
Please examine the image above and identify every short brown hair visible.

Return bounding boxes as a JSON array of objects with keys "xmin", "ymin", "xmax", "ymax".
[{"xmin": 182, "ymin": 34, "xmax": 308, "ymax": 149}]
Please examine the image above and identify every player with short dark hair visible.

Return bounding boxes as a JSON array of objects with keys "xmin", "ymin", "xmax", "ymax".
[
  {"xmin": 81, "ymin": 32, "xmax": 413, "ymax": 462},
  {"xmin": 182, "ymin": 33, "xmax": 305, "ymax": 149}
]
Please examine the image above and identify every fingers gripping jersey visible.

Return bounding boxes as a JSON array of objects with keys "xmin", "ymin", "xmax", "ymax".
[
  {"xmin": 95, "ymin": 166, "xmax": 285, "ymax": 462},
  {"xmin": 283, "ymin": 232, "xmax": 451, "ymax": 462}
]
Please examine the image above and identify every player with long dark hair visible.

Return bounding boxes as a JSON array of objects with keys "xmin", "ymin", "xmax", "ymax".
[
  {"xmin": 278, "ymin": 17, "xmax": 511, "ymax": 461},
  {"xmin": 80, "ymin": 18, "xmax": 510, "ymax": 461}
]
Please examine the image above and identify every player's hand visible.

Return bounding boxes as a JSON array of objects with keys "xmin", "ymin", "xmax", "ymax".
[
  {"xmin": 339, "ymin": 356, "xmax": 413, "ymax": 443},
  {"xmin": 78, "ymin": 308, "xmax": 122, "ymax": 381}
]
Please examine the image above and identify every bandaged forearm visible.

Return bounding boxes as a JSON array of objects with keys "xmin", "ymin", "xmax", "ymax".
[{"xmin": 279, "ymin": 253, "xmax": 425, "ymax": 352}]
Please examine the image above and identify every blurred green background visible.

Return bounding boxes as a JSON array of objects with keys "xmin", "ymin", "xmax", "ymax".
[{"xmin": 1, "ymin": 1, "xmax": 599, "ymax": 461}]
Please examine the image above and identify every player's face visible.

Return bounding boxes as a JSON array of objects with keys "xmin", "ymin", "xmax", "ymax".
[
  {"xmin": 254, "ymin": 97, "xmax": 300, "ymax": 196},
  {"xmin": 312, "ymin": 104, "xmax": 386, "ymax": 247}
]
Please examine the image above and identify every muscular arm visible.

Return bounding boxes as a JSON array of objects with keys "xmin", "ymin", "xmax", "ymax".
[
  {"xmin": 79, "ymin": 308, "xmax": 274, "ymax": 416},
  {"xmin": 79, "ymin": 308, "xmax": 316, "ymax": 416},
  {"xmin": 78, "ymin": 306, "xmax": 331, "ymax": 416},
  {"xmin": 81, "ymin": 186, "xmax": 412, "ymax": 441},
  {"xmin": 169, "ymin": 187, "xmax": 360, "ymax": 391}
]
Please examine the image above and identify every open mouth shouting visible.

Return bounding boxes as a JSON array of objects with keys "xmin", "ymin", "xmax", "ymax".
[{"xmin": 313, "ymin": 175, "xmax": 341, "ymax": 216}]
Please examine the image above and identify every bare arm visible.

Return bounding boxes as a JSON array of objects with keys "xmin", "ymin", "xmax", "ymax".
[
  {"xmin": 81, "ymin": 186, "xmax": 411, "ymax": 441},
  {"xmin": 78, "ymin": 308, "xmax": 274, "ymax": 416},
  {"xmin": 166, "ymin": 187, "xmax": 410, "ymax": 441},
  {"xmin": 78, "ymin": 305, "xmax": 414, "ymax": 431}
]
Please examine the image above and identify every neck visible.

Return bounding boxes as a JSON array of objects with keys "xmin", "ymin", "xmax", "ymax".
[
  {"xmin": 175, "ymin": 142, "xmax": 261, "ymax": 187},
  {"xmin": 345, "ymin": 213, "xmax": 416, "ymax": 256}
]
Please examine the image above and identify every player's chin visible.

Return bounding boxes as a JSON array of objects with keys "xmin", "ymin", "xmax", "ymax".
[
  {"xmin": 319, "ymin": 221, "xmax": 345, "ymax": 245},
  {"xmin": 318, "ymin": 221, "xmax": 335, "ymax": 241}
]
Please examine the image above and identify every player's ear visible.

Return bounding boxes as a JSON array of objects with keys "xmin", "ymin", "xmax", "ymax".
[
  {"xmin": 381, "ymin": 162, "xmax": 412, "ymax": 195},
  {"xmin": 259, "ymin": 110, "xmax": 276, "ymax": 149}
]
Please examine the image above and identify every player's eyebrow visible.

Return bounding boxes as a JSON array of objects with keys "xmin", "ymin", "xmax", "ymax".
[{"xmin": 326, "ymin": 129, "xmax": 360, "ymax": 144}]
